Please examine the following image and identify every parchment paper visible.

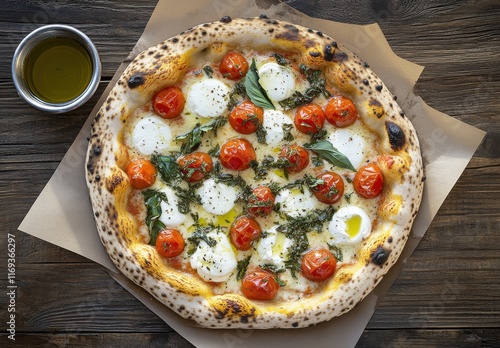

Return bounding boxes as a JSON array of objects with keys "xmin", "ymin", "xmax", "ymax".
[{"xmin": 19, "ymin": 0, "xmax": 486, "ymax": 347}]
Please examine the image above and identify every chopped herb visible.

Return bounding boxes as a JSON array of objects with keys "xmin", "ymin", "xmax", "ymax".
[
  {"xmin": 176, "ymin": 116, "xmax": 227, "ymax": 154},
  {"xmin": 327, "ymin": 243, "xmax": 344, "ymax": 262},
  {"xmin": 236, "ymin": 256, "xmax": 251, "ymax": 280},
  {"xmin": 142, "ymin": 189, "xmax": 168, "ymax": 245},
  {"xmin": 273, "ymin": 53, "xmax": 288, "ymax": 66},
  {"xmin": 256, "ymin": 123, "xmax": 267, "ymax": 144},
  {"xmin": 260, "ymin": 263, "xmax": 285, "ymax": 274},
  {"xmin": 278, "ymin": 64, "xmax": 331, "ymax": 110},
  {"xmin": 304, "ymin": 140, "xmax": 356, "ymax": 171},
  {"xmin": 244, "ymin": 59, "xmax": 275, "ymax": 110},
  {"xmin": 282, "ymin": 123, "xmax": 294, "ymax": 142},
  {"xmin": 344, "ymin": 192, "xmax": 352, "ymax": 203},
  {"xmin": 151, "ymin": 154, "xmax": 182, "ymax": 184},
  {"xmin": 227, "ymin": 82, "xmax": 247, "ymax": 110},
  {"xmin": 208, "ymin": 144, "xmax": 220, "ymax": 157},
  {"xmin": 312, "ymin": 156, "xmax": 323, "ymax": 167},
  {"xmin": 202, "ymin": 65, "xmax": 213, "ymax": 78},
  {"xmin": 171, "ymin": 184, "xmax": 202, "ymax": 214},
  {"xmin": 187, "ymin": 221, "xmax": 217, "ymax": 256},
  {"xmin": 310, "ymin": 128, "xmax": 328, "ymax": 143}
]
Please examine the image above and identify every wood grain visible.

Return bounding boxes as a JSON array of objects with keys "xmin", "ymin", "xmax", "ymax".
[{"xmin": 1, "ymin": 0, "xmax": 499, "ymax": 347}]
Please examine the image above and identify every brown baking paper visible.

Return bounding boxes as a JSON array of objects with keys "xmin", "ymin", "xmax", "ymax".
[{"xmin": 19, "ymin": 0, "xmax": 485, "ymax": 347}]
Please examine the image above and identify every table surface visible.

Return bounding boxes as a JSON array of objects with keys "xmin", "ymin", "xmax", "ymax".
[{"xmin": 1, "ymin": 0, "xmax": 499, "ymax": 347}]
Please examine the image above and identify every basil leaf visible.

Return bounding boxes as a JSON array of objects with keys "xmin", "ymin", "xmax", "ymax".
[
  {"xmin": 151, "ymin": 154, "xmax": 182, "ymax": 184},
  {"xmin": 175, "ymin": 117, "xmax": 227, "ymax": 154},
  {"xmin": 244, "ymin": 59, "xmax": 275, "ymax": 110},
  {"xmin": 142, "ymin": 189, "xmax": 168, "ymax": 245},
  {"xmin": 304, "ymin": 140, "xmax": 356, "ymax": 171}
]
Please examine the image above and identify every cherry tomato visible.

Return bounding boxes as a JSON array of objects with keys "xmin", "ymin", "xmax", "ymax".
[
  {"xmin": 219, "ymin": 138, "xmax": 256, "ymax": 171},
  {"xmin": 294, "ymin": 103, "xmax": 325, "ymax": 134},
  {"xmin": 229, "ymin": 216, "xmax": 262, "ymax": 251},
  {"xmin": 247, "ymin": 186, "xmax": 275, "ymax": 217},
  {"xmin": 311, "ymin": 171, "xmax": 344, "ymax": 204},
  {"xmin": 152, "ymin": 86, "xmax": 185, "ymax": 119},
  {"xmin": 353, "ymin": 163, "xmax": 384, "ymax": 199},
  {"xmin": 229, "ymin": 100, "xmax": 264, "ymax": 134},
  {"xmin": 279, "ymin": 145, "xmax": 309, "ymax": 174},
  {"xmin": 219, "ymin": 51, "xmax": 249, "ymax": 80},
  {"xmin": 126, "ymin": 158, "xmax": 156, "ymax": 189},
  {"xmin": 325, "ymin": 96, "xmax": 358, "ymax": 127},
  {"xmin": 301, "ymin": 249, "xmax": 337, "ymax": 282},
  {"xmin": 155, "ymin": 228, "xmax": 185, "ymax": 258},
  {"xmin": 177, "ymin": 152, "xmax": 213, "ymax": 183},
  {"xmin": 242, "ymin": 269, "xmax": 279, "ymax": 300}
]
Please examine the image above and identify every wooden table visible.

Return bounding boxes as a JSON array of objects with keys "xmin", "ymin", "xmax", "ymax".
[{"xmin": 1, "ymin": 0, "xmax": 499, "ymax": 346}]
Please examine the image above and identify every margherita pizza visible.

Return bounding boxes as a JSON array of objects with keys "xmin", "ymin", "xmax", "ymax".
[{"xmin": 86, "ymin": 16, "xmax": 424, "ymax": 329}]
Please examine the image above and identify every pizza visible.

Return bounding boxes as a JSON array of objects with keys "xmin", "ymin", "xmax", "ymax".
[{"xmin": 85, "ymin": 16, "xmax": 424, "ymax": 329}]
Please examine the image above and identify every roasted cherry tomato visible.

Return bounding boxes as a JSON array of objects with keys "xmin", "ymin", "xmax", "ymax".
[
  {"xmin": 353, "ymin": 163, "xmax": 384, "ymax": 199},
  {"xmin": 177, "ymin": 152, "xmax": 213, "ymax": 183},
  {"xmin": 294, "ymin": 103, "xmax": 325, "ymax": 134},
  {"xmin": 279, "ymin": 145, "xmax": 309, "ymax": 174},
  {"xmin": 219, "ymin": 138, "xmax": 256, "ymax": 171},
  {"xmin": 126, "ymin": 158, "xmax": 156, "ymax": 189},
  {"xmin": 229, "ymin": 216, "xmax": 262, "ymax": 251},
  {"xmin": 155, "ymin": 228, "xmax": 185, "ymax": 258},
  {"xmin": 152, "ymin": 86, "xmax": 185, "ymax": 119},
  {"xmin": 325, "ymin": 96, "xmax": 358, "ymax": 127},
  {"xmin": 311, "ymin": 171, "xmax": 345, "ymax": 204},
  {"xmin": 242, "ymin": 269, "xmax": 279, "ymax": 300},
  {"xmin": 301, "ymin": 249, "xmax": 337, "ymax": 282},
  {"xmin": 247, "ymin": 186, "xmax": 275, "ymax": 217},
  {"xmin": 229, "ymin": 100, "xmax": 264, "ymax": 134},
  {"xmin": 219, "ymin": 51, "xmax": 249, "ymax": 80}
]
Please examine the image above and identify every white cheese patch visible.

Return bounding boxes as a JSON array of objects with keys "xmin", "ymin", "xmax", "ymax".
[
  {"xmin": 190, "ymin": 230, "xmax": 237, "ymax": 282},
  {"xmin": 256, "ymin": 226, "xmax": 293, "ymax": 269},
  {"xmin": 131, "ymin": 113, "xmax": 172, "ymax": 155},
  {"xmin": 258, "ymin": 62, "xmax": 295, "ymax": 102},
  {"xmin": 158, "ymin": 186, "xmax": 187, "ymax": 227},
  {"xmin": 329, "ymin": 205, "xmax": 372, "ymax": 245},
  {"xmin": 262, "ymin": 109, "xmax": 293, "ymax": 147},
  {"xmin": 328, "ymin": 128, "xmax": 367, "ymax": 169},
  {"xmin": 275, "ymin": 187, "xmax": 317, "ymax": 218},
  {"xmin": 198, "ymin": 178, "xmax": 237, "ymax": 216},
  {"xmin": 186, "ymin": 79, "xmax": 230, "ymax": 118}
]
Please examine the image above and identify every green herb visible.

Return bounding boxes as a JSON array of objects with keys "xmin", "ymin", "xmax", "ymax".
[
  {"xmin": 310, "ymin": 128, "xmax": 328, "ymax": 143},
  {"xmin": 277, "ymin": 206, "xmax": 336, "ymax": 277},
  {"xmin": 208, "ymin": 144, "xmax": 220, "ymax": 157},
  {"xmin": 344, "ymin": 192, "xmax": 352, "ymax": 203},
  {"xmin": 273, "ymin": 53, "xmax": 288, "ymax": 66},
  {"xmin": 176, "ymin": 117, "xmax": 227, "ymax": 154},
  {"xmin": 142, "ymin": 189, "xmax": 168, "ymax": 245},
  {"xmin": 304, "ymin": 140, "xmax": 356, "ymax": 171},
  {"xmin": 151, "ymin": 154, "xmax": 182, "ymax": 184},
  {"xmin": 278, "ymin": 64, "xmax": 331, "ymax": 110},
  {"xmin": 260, "ymin": 263, "xmax": 285, "ymax": 274},
  {"xmin": 327, "ymin": 243, "xmax": 344, "ymax": 262},
  {"xmin": 187, "ymin": 220, "xmax": 217, "ymax": 255},
  {"xmin": 203, "ymin": 65, "xmax": 213, "ymax": 78},
  {"xmin": 171, "ymin": 184, "xmax": 202, "ymax": 214},
  {"xmin": 256, "ymin": 124, "xmax": 267, "ymax": 144},
  {"xmin": 236, "ymin": 256, "xmax": 251, "ymax": 280},
  {"xmin": 312, "ymin": 156, "xmax": 323, "ymax": 167},
  {"xmin": 282, "ymin": 123, "xmax": 294, "ymax": 142},
  {"xmin": 227, "ymin": 82, "xmax": 247, "ymax": 110},
  {"xmin": 244, "ymin": 59, "xmax": 275, "ymax": 110},
  {"xmin": 213, "ymin": 170, "xmax": 252, "ymax": 202},
  {"xmin": 251, "ymin": 155, "xmax": 291, "ymax": 180}
]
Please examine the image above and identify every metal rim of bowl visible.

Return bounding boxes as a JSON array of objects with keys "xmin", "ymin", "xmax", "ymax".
[{"xmin": 11, "ymin": 24, "xmax": 101, "ymax": 114}]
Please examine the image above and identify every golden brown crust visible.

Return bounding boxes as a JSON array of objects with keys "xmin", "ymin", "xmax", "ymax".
[{"xmin": 86, "ymin": 16, "xmax": 424, "ymax": 329}]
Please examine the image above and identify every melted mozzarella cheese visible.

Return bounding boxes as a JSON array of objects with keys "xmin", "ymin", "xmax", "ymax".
[
  {"xmin": 190, "ymin": 230, "xmax": 237, "ymax": 282},
  {"xmin": 262, "ymin": 109, "xmax": 293, "ymax": 147},
  {"xmin": 197, "ymin": 178, "xmax": 237, "ymax": 215},
  {"xmin": 258, "ymin": 62, "xmax": 295, "ymax": 102},
  {"xmin": 275, "ymin": 187, "xmax": 317, "ymax": 218},
  {"xmin": 186, "ymin": 79, "xmax": 230, "ymax": 118},
  {"xmin": 328, "ymin": 128, "xmax": 366, "ymax": 169},
  {"xmin": 131, "ymin": 113, "xmax": 172, "ymax": 155},
  {"xmin": 256, "ymin": 226, "xmax": 293, "ymax": 269},
  {"xmin": 329, "ymin": 206, "xmax": 372, "ymax": 245},
  {"xmin": 158, "ymin": 186, "xmax": 187, "ymax": 227}
]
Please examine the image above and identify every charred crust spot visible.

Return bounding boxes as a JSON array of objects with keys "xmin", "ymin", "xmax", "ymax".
[
  {"xmin": 214, "ymin": 308, "xmax": 227, "ymax": 319},
  {"xmin": 128, "ymin": 73, "xmax": 145, "ymax": 89},
  {"xmin": 107, "ymin": 175, "xmax": 124, "ymax": 194},
  {"xmin": 227, "ymin": 299, "xmax": 242, "ymax": 314},
  {"xmin": 309, "ymin": 51, "xmax": 321, "ymax": 58},
  {"xmin": 161, "ymin": 44, "xmax": 168, "ymax": 50},
  {"xmin": 284, "ymin": 24, "xmax": 299, "ymax": 33},
  {"xmin": 259, "ymin": 14, "xmax": 268, "ymax": 19},
  {"xmin": 371, "ymin": 246, "xmax": 391, "ymax": 266},
  {"xmin": 363, "ymin": 61, "xmax": 370, "ymax": 68},
  {"xmin": 385, "ymin": 121, "xmax": 406, "ymax": 151},
  {"xmin": 324, "ymin": 45, "xmax": 348, "ymax": 62},
  {"xmin": 220, "ymin": 16, "xmax": 232, "ymax": 23},
  {"xmin": 316, "ymin": 31, "xmax": 324, "ymax": 37},
  {"xmin": 376, "ymin": 84, "xmax": 383, "ymax": 91},
  {"xmin": 363, "ymin": 79, "xmax": 369, "ymax": 85},
  {"xmin": 292, "ymin": 322, "xmax": 299, "ymax": 327},
  {"xmin": 399, "ymin": 110, "xmax": 405, "ymax": 117},
  {"xmin": 388, "ymin": 236, "xmax": 393, "ymax": 243},
  {"xmin": 369, "ymin": 98, "xmax": 385, "ymax": 118},
  {"xmin": 92, "ymin": 144, "xmax": 102, "ymax": 156},
  {"xmin": 172, "ymin": 37, "xmax": 179, "ymax": 43},
  {"xmin": 332, "ymin": 41, "xmax": 338, "ymax": 48}
]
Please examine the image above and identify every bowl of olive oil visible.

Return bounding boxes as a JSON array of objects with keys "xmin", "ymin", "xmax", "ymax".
[{"xmin": 12, "ymin": 25, "xmax": 101, "ymax": 113}]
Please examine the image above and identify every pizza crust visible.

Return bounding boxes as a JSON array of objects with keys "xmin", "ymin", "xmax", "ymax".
[{"xmin": 86, "ymin": 16, "xmax": 424, "ymax": 328}]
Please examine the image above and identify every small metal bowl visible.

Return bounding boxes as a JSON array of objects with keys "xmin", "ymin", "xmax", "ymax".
[{"xmin": 12, "ymin": 24, "xmax": 101, "ymax": 114}]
